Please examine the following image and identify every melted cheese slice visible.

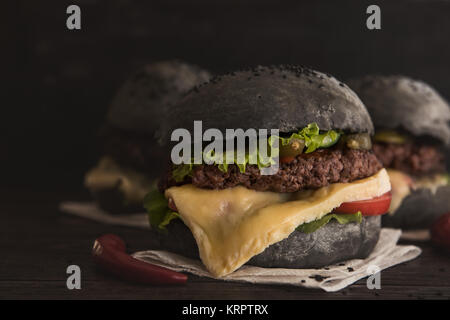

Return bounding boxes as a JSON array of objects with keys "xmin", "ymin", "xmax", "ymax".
[
  {"xmin": 85, "ymin": 157, "xmax": 154, "ymax": 204},
  {"xmin": 414, "ymin": 173, "xmax": 449, "ymax": 194},
  {"xmin": 165, "ymin": 169, "xmax": 391, "ymax": 277},
  {"xmin": 387, "ymin": 169, "xmax": 449, "ymax": 214},
  {"xmin": 386, "ymin": 169, "xmax": 412, "ymax": 214}
]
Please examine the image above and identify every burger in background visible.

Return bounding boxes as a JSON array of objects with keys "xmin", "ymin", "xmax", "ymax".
[
  {"xmin": 84, "ymin": 60, "xmax": 211, "ymax": 213},
  {"xmin": 145, "ymin": 65, "xmax": 392, "ymax": 277},
  {"xmin": 348, "ymin": 75, "xmax": 450, "ymax": 229}
]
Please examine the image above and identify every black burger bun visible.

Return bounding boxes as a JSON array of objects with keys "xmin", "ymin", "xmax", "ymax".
[
  {"xmin": 107, "ymin": 60, "xmax": 211, "ymax": 136},
  {"xmin": 347, "ymin": 75, "xmax": 450, "ymax": 145},
  {"xmin": 157, "ymin": 65, "xmax": 374, "ymax": 144},
  {"xmin": 348, "ymin": 75, "xmax": 450, "ymax": 229},
  {"xmin": 153, "ymin": 65, "xmax": 383, "ymax": 269},
  {"xmin": 155, "ymin": 216, "xmax": 380, "ymax": 269},
  {"xmin": 89, "ymin": 185, "xmax": 145, "ymax": 214},
  {"xmin": 382, "ymin": 185, "xmax": 450, "ymax": 229},
  {"xmin": 87, "ymin": 61, "xmax": 211, "ymax": 213}
]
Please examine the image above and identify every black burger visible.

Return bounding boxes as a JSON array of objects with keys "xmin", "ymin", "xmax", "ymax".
[
  {"xmin": 144, "ymin": 65, "xmax": 392, "ymax": 277},
  {"xmin": 84, "ymin": 60, "xmax": 211, "ymax": 213},
  {"xmin": 348, "ymin": 75, "xmax": 450, "ymax": 229}
]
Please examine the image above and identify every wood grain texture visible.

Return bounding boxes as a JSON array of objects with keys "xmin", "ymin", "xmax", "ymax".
[
  {"xmin": 1, "ymin": 189, "xmax": 449, "ymax": 300},
  {"xmin": 3, "ymin": 0, "xmax": 450, "ymax": 300}
]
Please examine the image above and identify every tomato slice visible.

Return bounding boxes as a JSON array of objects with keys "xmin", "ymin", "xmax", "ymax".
[
  {"xmin": 333, "ymin": 192, "xmax": 392, "ymax": 216},
  {"xmin": 280, "ymin": 156, "xmax": 295, "ymax": 164}
]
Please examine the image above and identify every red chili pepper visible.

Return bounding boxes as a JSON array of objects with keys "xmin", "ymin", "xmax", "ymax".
[
  {"xmin": 92, "ymin": 234, "xmax": 187, "ymax": 285},
  {"xmin": 431, "ymin": 213, "xmax": 450, "ymax": 252}
]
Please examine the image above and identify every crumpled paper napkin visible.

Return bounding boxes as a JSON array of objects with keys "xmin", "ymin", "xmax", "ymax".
[
  {"xmin": 132, "ymin": 229, "xmax": 421, "ymax": 292},
  {"xmin": 60, "ymin": 201, "xmax": 422, "ymax": 292},
  {"xmin": 60, "ymin": 202, "xmax": 150, "ymax": 229}
]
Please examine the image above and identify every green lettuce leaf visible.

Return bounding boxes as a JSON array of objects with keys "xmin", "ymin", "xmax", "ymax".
[
  {"xmin": 143, "ymin": 189, "xmax": 180, "ymax": 232},
  {"xmin": 171, "ymin": 123, "xmax": 341, "ymax": 182},
  {"xmin": 172, "ymin": 149, "xmax": 275, "ymax": 181},
  {"xmin": 172, "ymin": 163, "xmax": 193, "ymax": 183},
  {"xmin": 296, "ymin": 211, "xmax": 362, "ymax": 234},
  {"xmin": 276, "ymin": 123, "xmax": 341, "ymax": 154}
]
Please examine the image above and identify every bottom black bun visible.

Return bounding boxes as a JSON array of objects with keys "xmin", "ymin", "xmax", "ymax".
[
  {"xmin": 155, "ymin": 216, "xmax": 381, "ymax": 269},
  {"xmin": 90, "ymin": 187, "xmax": 144, "ymax": 214},
  {"xmin": 382, "ymin": 186, "xmax": 450, "ymax": 229}
]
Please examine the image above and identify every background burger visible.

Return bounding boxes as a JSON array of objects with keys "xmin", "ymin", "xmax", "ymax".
[
  {"xmin": 144, "ymin": 65, "xmax": 392, "ymax": 277},
  {"xmin": 348, "ymin": 75, "xmax": 450, "ymax": 229},
  {"xmin": 84, "ymin": 60, "xmax": 211, "ymax": 213}
]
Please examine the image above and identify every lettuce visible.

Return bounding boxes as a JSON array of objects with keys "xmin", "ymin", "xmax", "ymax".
[
  {"xmin": 172, "ymin": 148, "xmax": 275, "ymax": 182},
  {"xmin": 204, "ymin": 149, "xmax": 275, "ymax": 174},
  {"xmin": 171, "ymin": 123, "xmax": 341, "ymax": 182},
  {"xmin": 172, "ymin": 163, "xmax": 193, "ymax": 182},
  {"xmin": 275, "ymin": 123, "xmax": 341, "ymax": 153},
  {"xmin": 296, "ymin": 211, "xmax": 362, "ymax": 234},
  {"xmin": 143, "ymin": 189, "xmax": 180, "ymax": 232}
]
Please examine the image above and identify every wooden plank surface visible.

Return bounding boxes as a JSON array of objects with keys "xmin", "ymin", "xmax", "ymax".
[
  {"xmin": 1, "ymin": 189, "xmax": 449, "ymax": 300},
  {"xmin": 3, "ymin": 3, "xmax": 450, "ymax": 299}
]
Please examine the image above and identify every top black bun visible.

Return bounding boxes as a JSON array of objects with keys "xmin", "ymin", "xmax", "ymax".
[
  {"xmin": 107, "ymin": 60, "xmax": 211, "ymax": 136},
  {"xmin": 157, "ymin": 65, "xmax": 374, "ymax": 144},
  {"xmin": 347, "ymin": 75, "xmax": 450, "ymax": 145}
]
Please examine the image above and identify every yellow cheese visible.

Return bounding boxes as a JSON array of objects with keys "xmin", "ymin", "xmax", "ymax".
[
  {"xmin": 386, "ymin": 169, "xmax": 412, "ymax": 214},
  {"xmin": 84, "ymin": 157, "xmax": 154, "ymax": 204},
  {"xmin": 386, "ymin": 169, "xmax": 449, "ymax": 214},
  {"xmin": 165, "ymin": 169, "xmax": 391, "ymax": 277},
  {"xmin": 414, "ymin": 174, "xmax": 449, "ymax": 194}
]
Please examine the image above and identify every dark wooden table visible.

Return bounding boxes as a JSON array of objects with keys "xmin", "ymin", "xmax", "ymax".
[{"xmin": 1, "ymin": 188, "xmax": 449, "ymax": 300}]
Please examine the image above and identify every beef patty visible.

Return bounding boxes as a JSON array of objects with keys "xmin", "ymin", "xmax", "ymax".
[
  {"xmin": 159, "ymin": 147, "xmax": 383, "ymax": 193},
  {"xmin": 372, "ymin": 142, "xmax": 445, "ymax": 176}
]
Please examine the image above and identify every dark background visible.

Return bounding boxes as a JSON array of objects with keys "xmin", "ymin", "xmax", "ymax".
[{"xmin": 3, "ymin": 0, "xmax": 450, "ymax": 191}]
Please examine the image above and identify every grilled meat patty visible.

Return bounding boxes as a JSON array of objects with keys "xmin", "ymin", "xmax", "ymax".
[
  {"xmin": 372, "ymin": 142, "xmax": 445, "ymax": 176},
  {"xmin": 159, "ymin": 147, "xmax": 383, "ymax": 193}
]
